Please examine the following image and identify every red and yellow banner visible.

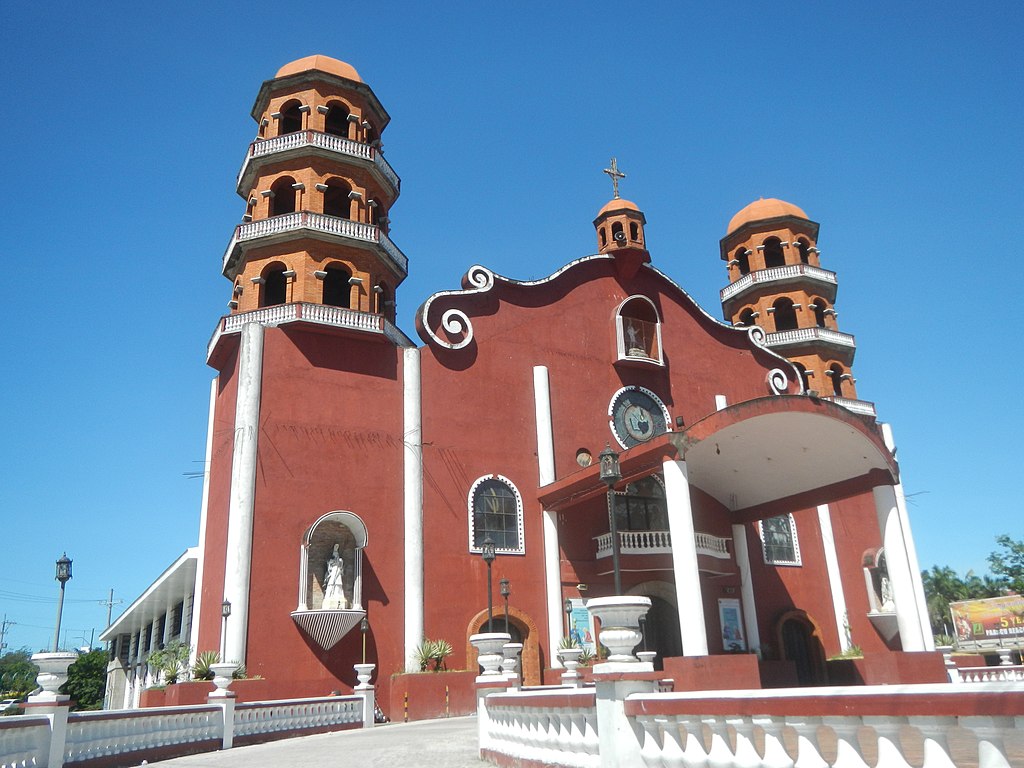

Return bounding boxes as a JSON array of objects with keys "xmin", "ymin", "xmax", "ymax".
[{"xmin": 950, "ymin": 594, "xmax": 1024, "ymax": 647}]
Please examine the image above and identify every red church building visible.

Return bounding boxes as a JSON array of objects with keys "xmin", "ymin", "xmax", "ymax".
[{"xmin": 102, "ymin": 55, "xmax": 938, "ymax": 711}]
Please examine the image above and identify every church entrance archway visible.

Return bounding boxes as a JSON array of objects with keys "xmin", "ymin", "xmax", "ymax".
[
  {"xmin": 776, "ymin": 610, "xmax": 826, "ymax": 686},
  {"xmin": 628, "ymin": 581, "xmax": 682, "ymax": 668}
]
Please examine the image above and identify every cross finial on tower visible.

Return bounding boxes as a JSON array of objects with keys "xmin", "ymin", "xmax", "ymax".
[{"xmin": 603, "ymin": 157, "xmax": 626, "ymax": 199}]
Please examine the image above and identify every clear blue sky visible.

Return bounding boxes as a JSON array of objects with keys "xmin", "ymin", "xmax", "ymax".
[{"xmin": 1, "ymin": 2, "xmax": 1021, "ymax": 653}]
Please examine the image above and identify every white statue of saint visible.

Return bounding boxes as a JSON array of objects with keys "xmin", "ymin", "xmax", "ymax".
[
  {"xmin": 880, "ymin": 574, "xmax": 895, "ymax": 611},
  {"xmin": 323, "ymin": 544, "xmax": 347, "ymax": 609}
]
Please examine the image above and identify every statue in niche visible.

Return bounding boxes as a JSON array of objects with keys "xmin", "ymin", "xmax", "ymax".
[{"xmin": 322, "ymin": 544, "xmax": 347, "ymax": 609}]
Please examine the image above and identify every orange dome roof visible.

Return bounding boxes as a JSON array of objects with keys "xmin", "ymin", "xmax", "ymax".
[
  {"xmin": 727, "ymin": 198, "xmax": 808, "ymax": 234},
  {"xmin": 597, "ymin": 198, "xmax": 640, "ymax": 217},
  {"xmin": 275, "ymin": 55, "xmax": 362, "ymax": 83}
]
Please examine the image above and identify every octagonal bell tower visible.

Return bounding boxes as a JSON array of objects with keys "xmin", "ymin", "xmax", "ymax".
[
  {"xmin": 221, "ymin": 55, "xmax": 405, "ymax": 323},
  {"xmin": 719, "ymin": 198, "xmax": 873, "ymax": 415}
]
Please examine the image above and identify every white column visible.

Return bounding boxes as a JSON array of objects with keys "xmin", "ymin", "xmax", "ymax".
[
  {"xmin": 222, "ymin": 322, "xmax": 264, "ymax": 665},
  {"xmin": 873, "ymin": 484, "xmax": 927, "ymax": 651},
  {"xmin": 533, "ymin": 366, "xmax": 563, "ymax": 666},
  {"xmin": 731, "ymin": 523, "xmax": 761, "ymax": 653},
  {"xmin": 817, "ymin": 504, "xmax": 852, "ymax": 652},
  {"xmin": 663, "ymin": 459, "xmax": 708, "ymax": 655},
  {"xmin": 881, "ymin": 423, "xmax": 934, "ymax": 651},
  {"xmin": 403, "ymin": 348, "xmax": 424, "ymax": 671},
  {"xmin": 189, "ymin": 379, "xmax": 218, "ymax": 665}
]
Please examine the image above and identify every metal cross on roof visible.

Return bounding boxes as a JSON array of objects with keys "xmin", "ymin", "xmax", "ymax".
[{"xmin": 603, "ymin": 157, "xmax": 626, "ymax": 199}]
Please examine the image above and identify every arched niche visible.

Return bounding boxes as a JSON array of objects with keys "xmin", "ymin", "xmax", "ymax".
[{"xmin": 298, "ymin": 511, "xmax": 368, "ymax": 612}]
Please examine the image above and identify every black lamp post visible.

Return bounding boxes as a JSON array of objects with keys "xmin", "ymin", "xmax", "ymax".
[
  {"xmin": 599, "ymin": 444, "xmax": 623, "ymax": 595},
  {"xmin": 499, "ymin": 578, "xmax": 511, "ymax": 635},
  {"xmin": 360, "ymin": 615, "xmax": 370, "ymax": 664},
  {"xmin": 564, "ymin": 597, "xmax": 574, "ymax": 639},
  {"xmin": 481, "ymin": 537, "xmax": 496, "ymax": 631},
  {"xmin": 52, "ymin": 553, "xmax": 72, "ymax": 652},
  {"xmin": 220, "ymin": 600, "xmax": 231, "ymax": 660}
]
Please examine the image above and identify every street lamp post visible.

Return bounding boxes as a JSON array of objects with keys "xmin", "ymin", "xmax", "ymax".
[
  {"xmin": 481, "ymin": 537, "xmax": 496, "ymax": 631},
  {"xmin": 500, "ymin": 578, "xmax": 511, "ymax": 635},
  {"xmin": 360, "ymin": 615, "xmax": 370, "ymax": 664},
  {"xmin": 564, "ymin": 597, "xmax": 574, "ymax": 640},
  {"xmin": 52, "ymin": 553, "xmax": 72, "ymax": 652},
  {"xmin": 599, "ymin": 444, "xmax": 623, "ymax": 595},
  {"xmin": 220, "ymin": 600, "xmax": 231, "ymax": 661}
]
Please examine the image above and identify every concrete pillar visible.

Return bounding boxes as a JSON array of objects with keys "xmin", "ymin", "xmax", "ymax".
[
  {"xmin": 533, "ymin": 366, "xmax": 563, "ymax": 666},
  {"xmin": 730, "ymin": 523, "xmax": 761, "ymax": 653},
  {"xmin": 662, "ymin": 459, "xmax": 708, "ymax": 656},
  {"xmin": 595, "ymin": 677, "xmax": 656, "ymax": 767},
  {"xmin": 403, "ymin": 348, "xmax": 424, "ymax": 671},
  {"xmin": 873, "ymin": 484, "xmax": 927, "ymax": 651},
  {"xmin": 222, "ymin": 322, "xmax": 265, "ymax": 665},
  {"xmin": 817, "ymin": 504, "xmax": 852, "ymax": 652},
  {"xmin": 208, "ymin": 692, "xmax": 236, "ymax": 749},
  {"xmin": 881, "ymin": 423, "xmax": 934, "ymax": 651},
  {"xmin": 189, "ymin": 379, "xmax": 218, "ymax": 666}
]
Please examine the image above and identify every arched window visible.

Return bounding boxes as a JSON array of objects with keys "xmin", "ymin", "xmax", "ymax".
[
  {"xmin": 280, "ymin": 100, "xmax": 303, "ymax": 134},
  {"xmin": 629, "ymin": 221, "xmax": 639, "ymax": 241},
  {"xmin": 828, "ymin": 364, "xmax": 844, "ymax": 397},
  {"xmin": 322, "ymin": 264, "xmax": 352, "ymax": 308},
  {"xmin": 737, "ymin": 307, "xmax": 757, "ymax": 327},
  {"xmin": 469, "ymin": 476, "xmax": 524, "ymax": 554},
  {"xmin": 260, "ymin": 263, "xmax": 288, "ymax": 307},
  {"xmin": 772, "ymin": 297, "xmax": 798, "ymax": 332},
  {"xmin": 615, "ymin": 295, "xmax": 663, "ymax": 364},
  {"xmin": 812, "ymin": 298, "xmax": 828, "ymax": 328},
  {"xmin": 793, "ymin": 362, "xmax": 811, "ymax": 392},
  {"xmin": 611, "ymin": 221, "xmax": 625, "ymax": 243},
  {"xmin": 323, "ymin": 179, "xmax": 352, "ymax": 219},
  {"xmin": 797, "ymin": 238, "xmax": 811, "ymax": 265},
  {"xmin": 269, "ymin": 177, "xmax": 296, "ymax": 216},
  {"xmin": 763, "ymin": 237, "xmax": 785, "ymax": 269},
  {"xmin": 759, "ymin": 514, "xmax": 801, "ymax": 566},
  {"xmin": 735, "ymin": 247, "xmax": 750, "ymax": 276},
  {"xmin": 325, "ymin": 102, "xmax": 350, "ymax": 138}
]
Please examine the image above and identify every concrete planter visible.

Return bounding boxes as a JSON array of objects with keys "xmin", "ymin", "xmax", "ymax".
[
  {"xmin": 30, "ymin": 652, "xmax": 78, "ymax": 702},
  {"xmin": 470, "ymin": 632, "xmax": 511, "ymax": 677},
  {"xmin": 354, "ymin": 663, "xmax": 376, "ymax": 689},
  {"xmin": 209, "ymin": 662, "xmax": 238, "ymax": 696},
  {"xmin": 586, "ymin": 596, "xmax": 651, "ymax": 664}
]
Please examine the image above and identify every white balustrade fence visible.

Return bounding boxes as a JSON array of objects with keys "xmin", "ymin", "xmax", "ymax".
[
  {"xmin": 234, "ymin": 697, "xmax": 361, "ymax": 739},
  {"xmin": 594, "ymin": 531, "xmax": 729, "ymax": 559},
  {"xmin": 481, "ymin": 690, "xmax": 600, "ymax": 768},
  {"xmin": 765, "ymin": 327, "xmax": 855, "ymax": 349},
  {"xmin": 0, "ymin": 693, "xmax": 368, "ymax": 768},
  {"xmin": 721, "ymin": 264, "xmax": 837, "ymax": 303},
  {"xmin": 0, "ymin": 716, "xmax": 50, "ymax": 768},
  {"xmin": 954, "ymin": 664, "xmax": 1024, "ymax": 683},
  {"xmin": 480, "ymin": 681, "xmax": 1024, "ymax": 768}
]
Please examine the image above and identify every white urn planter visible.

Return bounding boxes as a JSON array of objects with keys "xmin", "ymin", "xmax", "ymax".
[
  {"xmin": 354, "ymin": 662, "xmax": 376, "ymax": 689},
  {"xmin": 501, "ymin": 642, "xmax": 523, "ymax": 681},
  {"xmin": 470, "ymin": 632, "xmax": 511, "ymax": 677},
  {"xmin": 586, "ymin": 596, "xmax": 651, "ymax": 665},
  {"xmin": 29, "ymin": 652, "xmax": 78, "ymax": 702},
  {"xmin": 557, "ymin": 646, "xmax": 583, "ymax": 686},
  {"xmin": 637, "ymin": 650, "xmax": 658, "ymax": 666},
  {"xmin": 208, "ymin": 662, "xmax": 238, "ymax": 696}
]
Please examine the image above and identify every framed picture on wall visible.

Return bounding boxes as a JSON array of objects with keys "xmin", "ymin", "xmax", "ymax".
[
  {"xmin": 718, "ymin": 598, "xmax": 746, "ymax": 652},
  {"xmin": 568, "ymin": 598, "xmax": 597, "ymax": 654}
]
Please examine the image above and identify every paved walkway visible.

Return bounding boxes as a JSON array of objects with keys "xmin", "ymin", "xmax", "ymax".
[{"xmin": 150, "ymin": 717, "xmax": 484, "ymax": 768}]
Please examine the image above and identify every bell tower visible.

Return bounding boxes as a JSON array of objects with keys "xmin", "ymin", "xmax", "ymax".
[
  {"xmin": 719, "ymin": 198, "xmax": 868, "ymax": 411},
  {"xmin": 221, "ymin": 55, "xmax": 404, "ymax": 323},
  {"xmin": 593, "ymin": 158, "xmax": 649, "ymax": 279}
]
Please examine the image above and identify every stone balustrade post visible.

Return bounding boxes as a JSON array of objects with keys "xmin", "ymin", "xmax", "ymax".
[
  {"xmin": 208, "ymin": 691, "xmax": 236, "ymax": 749},
  {"xmin": 594, "ymin": 676, "xmax": 656, "ymax": 767},
  {"xmin": 354, "ymin": 662, "xmax": 376, "ymax": 729}
]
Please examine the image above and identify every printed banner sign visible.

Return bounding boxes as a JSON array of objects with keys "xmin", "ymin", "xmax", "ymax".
[{"xmin": 949, "ymin": 594, "xmax": 1024, "ymax": 648}]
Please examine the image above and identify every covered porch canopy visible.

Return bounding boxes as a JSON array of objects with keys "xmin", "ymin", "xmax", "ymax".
[
  {"xmin": 538, "ymin": 395, "xmax": 898, "ymax": 518},
  {"xmin": 536, "ymin": 396, "xmax": 927, "ymax": 656}
]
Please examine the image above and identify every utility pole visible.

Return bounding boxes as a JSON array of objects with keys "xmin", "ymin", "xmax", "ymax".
[
  {"xmin": 100, "ymin": 589, "xmax": 123, "ymax": 651},
  {"xmin": 0, "ymin": 615, "xmax": 14, "ymax": 653}
]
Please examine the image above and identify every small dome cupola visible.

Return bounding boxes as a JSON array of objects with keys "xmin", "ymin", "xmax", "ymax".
[{"xmin": 593, "ymin": 158, "xmax": 649, "ymax": 273}]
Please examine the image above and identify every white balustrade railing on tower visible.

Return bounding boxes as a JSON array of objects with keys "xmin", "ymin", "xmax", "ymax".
[
  {"xmin": 721, "ymin": 264, "xmax": 837, "ymax": 302},
  {"xmin": 240, "ymin": 131, "xmax": 400, "ymax": 193},
  {"xmin": 481, "ymin": 689, "xmax": 600, "ymax": 768},
  {"xmin": 765, "ymin": 326, "xmax": 855, "ymax": 348},
  {"xmin": 0, "ymin": 716, "xmax": 50, "ymax": 768},
  {"xmin": 63, "ymin": 706, "xmax": 221, "ymax": 765},
  {"xmin": 822, "ymin": 395, "xmax": 877, "ymax": 417},
  {"xmin": 234, "ymin": 696, "xmax": 362, "ymax": 739}
]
